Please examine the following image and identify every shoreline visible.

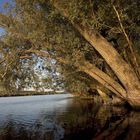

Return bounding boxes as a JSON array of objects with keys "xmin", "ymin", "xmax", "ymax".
[{"xmin": 0, "ymin": 91, "xmax": 66, "ymax": 97}]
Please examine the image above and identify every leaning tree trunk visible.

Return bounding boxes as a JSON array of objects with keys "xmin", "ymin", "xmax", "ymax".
[
  {"xmin": 51, "ymin": 1, "xmax": 140, "ymax": 109},
  {"xmin": 79, "ymin": 61, "xmax": 126, "ymax": 99},
  {"xmin": 79, "ymin": 31, "xmax": 140, "ymax": 108},
  {"xmin": 90, "ymin": 84, "xmax": 126, "ymax": 105}
]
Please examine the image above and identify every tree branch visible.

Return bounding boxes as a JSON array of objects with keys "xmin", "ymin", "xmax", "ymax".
[{"xmin": 112, "ymin": 5, "xmax": 140, "ymax": 77}]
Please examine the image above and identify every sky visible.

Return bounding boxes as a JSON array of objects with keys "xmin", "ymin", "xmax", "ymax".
[
  {"xmin": 0, "ymin": 0, "xmax": 11, "ymax": 35},
  {"xmin": 0, "ymin": 0, "xmax": 10, "ymax": 6},
  {"xmin": 0, "ymin": 28, "xmax": 5, "ymax": 35},
  {"xmin": 0, "ymin": 0, "xmax": 10, "ymax": 11}
]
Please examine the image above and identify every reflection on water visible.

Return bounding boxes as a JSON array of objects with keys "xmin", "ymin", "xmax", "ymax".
[{"xmin": 0, "ymin": 94, "xmax": 140, "ymax": 140}]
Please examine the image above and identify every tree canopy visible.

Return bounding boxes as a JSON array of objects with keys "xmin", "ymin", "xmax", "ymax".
[{"xmin": 0, "ymin": 0, "xmax": 140, "ymax": 108}]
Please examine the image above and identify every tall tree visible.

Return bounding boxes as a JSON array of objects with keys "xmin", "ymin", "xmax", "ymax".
[
  {"xmin": 49, "ymin": 0, "xmax": 140, "ymax": 108},
  {"xmin": 0, "ymin": 0, "xmax": 140, "ymax": 108}
]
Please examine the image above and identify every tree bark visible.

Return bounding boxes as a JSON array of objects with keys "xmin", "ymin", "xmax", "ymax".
[
  {"xmin": 96, "ymin": 89, "xmax": 110, "ymax": 102},
  {"xmin": 79, "ymin": 61, "xmax": 126, "ymax": 99}
]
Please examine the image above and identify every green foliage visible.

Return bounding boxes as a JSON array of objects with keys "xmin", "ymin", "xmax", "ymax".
[{"xmin": 0, "ymin": 0, "xmax": 139, "ymax": 96}]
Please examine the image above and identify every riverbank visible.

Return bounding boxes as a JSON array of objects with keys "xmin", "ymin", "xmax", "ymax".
[{"xmin": 0, "ymin": 91, "xmax": 66, "ymax": 97}]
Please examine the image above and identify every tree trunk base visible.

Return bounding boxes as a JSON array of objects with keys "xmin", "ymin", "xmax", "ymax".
[
  {"xmin": 128, "ymin": 98, "xmax": 140, "ymax": 110},
  {"xmin": 127, "ymin": 90, "xmax": 140, "ymax": 110},
  {"xmin": 111, "ymin": 97, "xmax": 126, "ymax": 106}
]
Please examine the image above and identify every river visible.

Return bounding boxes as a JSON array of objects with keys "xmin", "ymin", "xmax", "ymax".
[{"xmin": 0, "ymin": 94, "xmax": 140, "ymax": 140}]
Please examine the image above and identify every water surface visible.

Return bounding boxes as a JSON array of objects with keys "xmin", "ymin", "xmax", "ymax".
[{"xmin": 0, "ymin": 94, "xmax": 140, "ymax": 140}]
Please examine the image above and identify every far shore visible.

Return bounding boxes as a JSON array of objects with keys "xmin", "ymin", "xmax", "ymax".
[{"xmin": 0, "ymin": 90, "xmax": 66, "ymax": 97}]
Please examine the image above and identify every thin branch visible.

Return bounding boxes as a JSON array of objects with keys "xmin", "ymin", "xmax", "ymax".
[
  {"xmin": 113, "ymin": 5, "xmax": 140, "ymax": 77},
  {"xmin": 0, "ymin": 59, "xmax": 5, "ymax": 65},
  {"xmin": 1, "ymin": 60, "xmax": 13, "ymax": 79},
  {"xmin": 19, "ymin": 56, "xmax": 32, "ymax": 59}
]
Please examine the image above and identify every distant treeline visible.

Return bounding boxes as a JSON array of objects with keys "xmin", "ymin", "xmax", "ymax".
[{"xmin": 0, "ymin": 91, "xmax": 66, "ymax": 97}]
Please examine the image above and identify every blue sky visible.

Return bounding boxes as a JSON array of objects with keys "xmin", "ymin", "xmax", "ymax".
[
  {"xmin": 0, "ymin": 0, "xmax": 12, "ymax": 12},
  {"xmin": 0, "ymin": 28, "xmax": 5, "ymax": 35},
  {"xmin": 0, "ymin": 0, "xmax": 10, "ymax": 10},
  {"xmin": 0, "ymin": 0, "xmax": 11, "ymax": 35},
  {"xmin": 0, "ymin": 0, "xmax": 10, "ymax": 6}
]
